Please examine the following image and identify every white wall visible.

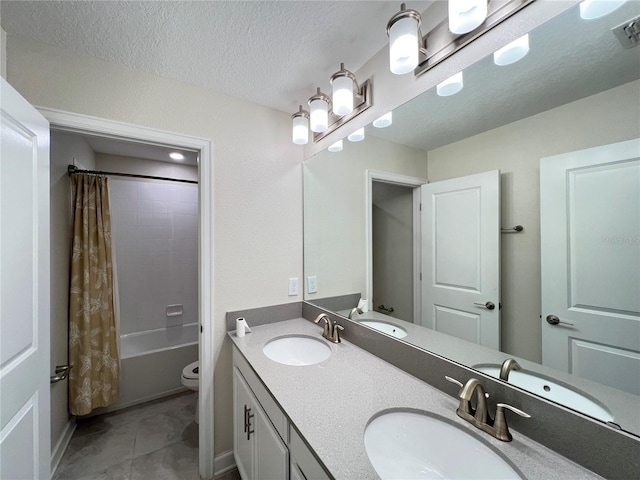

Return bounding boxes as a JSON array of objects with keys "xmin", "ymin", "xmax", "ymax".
[
  {"xmin": 427, "ymin": 80, "xmax": 640, "ymax": 362},
  {"xmin": 7, "ymin": 34, "xmax": 303, "ymax": 457},
  {"xmin": 49, "ymin": 131, "xmax": 96, "ymax": 464},
  {"xmin": 304, "ymin": 135, "xmax": 426, "ymax": 301}
]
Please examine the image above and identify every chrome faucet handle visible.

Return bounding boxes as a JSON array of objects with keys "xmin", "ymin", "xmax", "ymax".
[
  {"xmin": 445, "ymin": 375, "xmax": 463, "ymax": 387},
  {"xmin": 330, "ymin": 324, "xmax": 344, "ymax": 343},
  {"xmin": 493, "ymin": 403, "xmax": 531, "ymax": 441}
]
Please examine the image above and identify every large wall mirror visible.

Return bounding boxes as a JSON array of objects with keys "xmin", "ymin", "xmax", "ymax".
[{"xmin": 304, "ymin": 2, "xmax": 640, "ymax": 437}]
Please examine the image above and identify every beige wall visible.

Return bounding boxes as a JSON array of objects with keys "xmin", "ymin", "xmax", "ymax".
[
  {"xmin": 304, "ymin": 135, "xmax": 426, "ymax": 302},
  {"xmin": 7, "ymin": 34, "xmax": 303, "ymax": 457},
  {"xmin": 49, "ymin": 131, "xmax": 96, "ymax": 456},
  {"xmin": 427, "ymin": 80, "xmax": 640, "ymax": 362}
]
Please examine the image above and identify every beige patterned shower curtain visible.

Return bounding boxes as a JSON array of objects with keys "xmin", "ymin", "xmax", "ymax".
[{"xmin": 68, "ymin": 174, "xmax": 119, "ymax": 416}]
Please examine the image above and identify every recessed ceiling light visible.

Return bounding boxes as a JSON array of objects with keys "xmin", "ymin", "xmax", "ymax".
[{"xmin": 169, "ymin": 152, "xmax": 185, "ymax": 160}]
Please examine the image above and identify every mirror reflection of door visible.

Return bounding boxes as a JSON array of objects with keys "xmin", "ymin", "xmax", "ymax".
[
  {"xmin": 541, "ymin": 139, "xmax": 640, "ymax": 396},
  {"xmin": 421, "ymin": 170, "xmax": 501, "ymax": 350}
]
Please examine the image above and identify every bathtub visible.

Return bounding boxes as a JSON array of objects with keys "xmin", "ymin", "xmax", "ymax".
[{"xmin": 84, "ymin": 323, "xmax": 199, "ymax": 417}]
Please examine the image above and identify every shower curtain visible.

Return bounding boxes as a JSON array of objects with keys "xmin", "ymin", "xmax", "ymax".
[{"xmin": 68, "ymin": 174, "xmax": 120, "ymax": 416}]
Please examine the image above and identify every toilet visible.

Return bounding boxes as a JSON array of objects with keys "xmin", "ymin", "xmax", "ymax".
[{"xmin": 181, "ymin": 360, "xmax": 199, "ymax": 423}]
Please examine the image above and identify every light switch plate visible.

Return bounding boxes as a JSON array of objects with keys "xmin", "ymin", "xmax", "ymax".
[
  {"xmin": 288, "ymin": 277, "xmax": 299, "ymax": 296},
  {"xmin": 307, "ymin": 276, "xmax": 318, "ymax": 294}
]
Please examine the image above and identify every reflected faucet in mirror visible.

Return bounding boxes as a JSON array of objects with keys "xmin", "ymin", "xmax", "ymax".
[
  {"xmin": 348, "ymin": 307, "xmax": 363, "ymax": 319},
  {"xmin": 500, "ymin": 359, "xmax": 522, "ymax": 381}
]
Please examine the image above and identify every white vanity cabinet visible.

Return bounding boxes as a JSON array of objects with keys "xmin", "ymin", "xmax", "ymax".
[
  {"xmin": 233, "ymin": 367, "xmax": 288, "ymax": 480},
  {"xmin": 233, "ymin": 347, "xmax": 332, "ymax": 480}
]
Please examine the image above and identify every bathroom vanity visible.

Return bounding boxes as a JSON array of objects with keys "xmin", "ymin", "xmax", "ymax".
[{"xmin": 229, "ymin": 315, "xmax": 607, "ymax": 479}]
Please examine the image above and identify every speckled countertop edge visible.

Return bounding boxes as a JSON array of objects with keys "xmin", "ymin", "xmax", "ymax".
[{"xmin": 229, "ymin": 318, "xmax": 604, "ymax": 480}]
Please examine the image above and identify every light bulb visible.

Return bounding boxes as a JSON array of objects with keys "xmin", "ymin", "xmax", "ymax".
[
  {"xmin": 328, "ymin": 140, "xmax": 343, "ymax": 153},
  {"xmin": 493, "ymin": 34, "xmax": 530, "ymax": 66},
  {"xmin": 292, "ymin": 115, "xmax": 309, "ymax": 145},
  {"xmin": 308, "ymin": 89, "xmax": 330, "ymax": 133},
  {"xmin": 373, "ymin": 112, "xmax": 393, "ymax": 128},
  {"xmin": 449, "ymin": 0, "xmax": 488, "ymax": 35},
  {"xmin": 169, "ymin": 152, "xmax": 185, "ymax": 160},
  {"xmin": 347, "ymin": 127, "xmax": 365, "ymax": 142},
  {"xmin": 389, "ymin": 16, "xmax": 420, "ymax": 75},
  {"xmin": 332, "ymin": 76, "xmax": 354, "ymax": 116},
  {"xmin": 437, "ymin": 71, "xmax": 464, "ymax": 97},
  {"xmin": 579, "ymin": 0, "xmax": 626, "ymax": 19}
]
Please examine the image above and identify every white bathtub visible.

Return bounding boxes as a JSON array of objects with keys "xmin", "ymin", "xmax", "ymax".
[{"xmin": 84, "ymin": 324, "xmax": 199, "ymax": 417}]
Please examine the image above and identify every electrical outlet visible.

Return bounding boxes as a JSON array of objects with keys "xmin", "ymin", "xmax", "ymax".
[
  {"xmin": 288, "ymin": 277, "xmax": 299, "ymax": 296},
  {"xmin": 307, "ymin": 276, "xmax": 317, "ymax": 294}
]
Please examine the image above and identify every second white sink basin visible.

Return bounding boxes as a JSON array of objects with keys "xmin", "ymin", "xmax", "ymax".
[
  {"xmin": 263, "ymin": 335, "xmax": 331, "ymax": 366},
  {"xmin": 474, "ymin": 364, "xmax": 614, "ymax": 423},
  {"xmin": 364, "ymin": 410, "xmax": 522, "ymax": 479},
  {"xmin": 359, "ymin": 320, "xmax": 408, "ymax": 339}
]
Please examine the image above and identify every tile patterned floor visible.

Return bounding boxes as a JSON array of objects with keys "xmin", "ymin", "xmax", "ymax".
[{"xmin": 54, "ymin": 392, "xmax": 215, "ymax": 480}]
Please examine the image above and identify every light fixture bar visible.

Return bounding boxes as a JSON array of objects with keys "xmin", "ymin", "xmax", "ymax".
[
  {"xmin": 413, "ymin": 0, "xmax": 535, "ymax": 77},
  {"xmin": 312, "ymin": 79, "xmax": 372, "ymax": 143}
]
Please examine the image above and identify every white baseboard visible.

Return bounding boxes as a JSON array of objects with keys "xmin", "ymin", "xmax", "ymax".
[
  {"xmin": 214, "ymin": 450, "xmax": 236, "ymax": 477},
  {"xmin": 50, "ymin": 418, "xmax": 76, "ymax": 479}
]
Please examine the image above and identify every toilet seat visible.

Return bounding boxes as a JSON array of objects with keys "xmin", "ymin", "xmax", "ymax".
[{"xmin": 182, "ymin": 361, "xmax": 199, "ymax": 380}]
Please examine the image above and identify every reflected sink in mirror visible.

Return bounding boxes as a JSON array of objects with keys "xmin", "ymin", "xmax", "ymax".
[
  {"xmin": 474, "ymin": 364, "xmax": 614, "ymax": 423},
  {"xmin": 359, "ymin": 320, "xmax": 407, "ymax": 339},
  {"xmin": 263, "ymin": 335, "xmax": 331, "ymax": 366},
  {"xmin": 365, "ymin": 410, "xmax": 522, "ymax": 480}
]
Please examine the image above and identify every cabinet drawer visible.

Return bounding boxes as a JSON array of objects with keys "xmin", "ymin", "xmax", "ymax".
[
  {"xmin": 233, "ymin": 348, "xmax": 288, "ymax": 442},
  {"xmin": 289, "ymin": 424, "xmax": 332, "ymax": 480}
]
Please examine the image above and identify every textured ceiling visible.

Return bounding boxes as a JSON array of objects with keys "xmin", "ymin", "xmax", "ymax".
[
  {"xmin": 370, "ymin": 2, "xmax": 640, "ymax": 152},
  {"xmin": 0, "ymin": 0, "xmax": 431, "ymax": 114}
]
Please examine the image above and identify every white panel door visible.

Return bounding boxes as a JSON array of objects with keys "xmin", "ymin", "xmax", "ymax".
[
  {"xmin": 541, "ymin": 139, "xmax": 640, "ymax": 396},
  {"xmin": 0, "ymin": 79, "xmax": 51, "ymax": 478},
  {"xmin": 421, "ymin": 170, "xmax": 500, "ymax": 349}
]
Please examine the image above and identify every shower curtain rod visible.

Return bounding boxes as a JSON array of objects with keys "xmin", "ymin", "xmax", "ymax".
[{"xmin": 67, "ymin": 165, "xmax": 198, "ymax": 184}]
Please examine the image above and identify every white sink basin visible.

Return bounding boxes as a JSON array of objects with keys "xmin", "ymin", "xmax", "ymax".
[
  {"xmin": 364, "ymin": 411, "xmax": 522, "ymax": 479},
  {"xmin": 474, "ymin": 364, "xmax": 614, "ymax": 423},
  {"xmin": 359, "ymin": 320, "xmax": 408, "ymax": 339},
  {"xmin": 263, "ymin": 335, "xmax": 331, "ymax": 366}
]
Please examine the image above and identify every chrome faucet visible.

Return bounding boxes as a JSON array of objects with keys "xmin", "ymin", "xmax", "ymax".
[
  {"xmin": 445, "ymin": 376, "xmax": 530, "ymax": 442},
  {"xmin": 314, "ymin": 313, "xmax": 332, "ymax": 340},
  {"xmin": 348, "ymin": 307, "xmax": 363, "ymax": 319},
  {"xmin": 313, "ymin": 313, "xmax": 344, "ymax": 343},
  {"xmin": 499, "ymin": 358, "xmax": 522, "ymax": 381}
]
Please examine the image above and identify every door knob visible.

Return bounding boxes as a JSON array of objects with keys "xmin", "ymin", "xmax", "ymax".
[
  {"xmin": 546, "ymin": 315, "xmax": 574, "ymax": 326},
  {"xmin": 474, "ymin": 301, "xmax": 495, "ymax": 310}
]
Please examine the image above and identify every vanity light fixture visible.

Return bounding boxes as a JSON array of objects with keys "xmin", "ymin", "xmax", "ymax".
[
  {"xmin": 347, "ymin": 127, "xmax": 365, "ymax": 142},
  {"xmin": 292, "ymin": 105, "xmax": 310, "ymax": 145},
  {"xmin": 448, "ymin": 0, "xmax": 488, "ymax": 35},
  {"xmin": 373, "ymin": 112, "xmax": 393, "ymax": 128},
  {"xmin": 579, "ymin": 0, "xmax": 627, "ymax": 20},
  {"xmin": 169, "ymin": 152, "xmax": 185, "ymax": 161},
  {"xmin": 308, "ymin": 87, "xmax": 331, "ymax": 133},
  {"xmin": 437, "ymin": 71, "xmax": 464, "ymax": 97},
  {"xmin": 330, "ymin": 63, "xmax": 361, "ymax": 116},
  {"xmin": 493, "ymin": 34, "xmax": 530, "ymax": 66},
  {"xmin": 328, "ymin": 139, "xmax": 344, "ymax": 152},
  {"xmin": 387, "ymin": 3, "xmax": 427, "ymax": 75}
]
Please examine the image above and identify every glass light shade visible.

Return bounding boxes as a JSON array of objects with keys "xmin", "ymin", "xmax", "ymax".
[
  {"xmin": 437, "ymin": 71, "xmax": 464, "ymax": 97},
  {"xmin": 328, "ymin": 140, "xmax": 343, "ymax": 153},
  {"xmin": 373, "ymin": 112, "xmax": 393, "ymax": 128},
  {"xmin": 493, "ymin": 34, "xmax": 530, "ymax": 66},
  {"xmin": 579, "ymin": 0, "xmax": 626, "ymax": 19},
  {"xmin": 389, "ymin": 17, "xmax": 420, "ymax": 75},
  {"xmin": 332, "ymin": 76, "xmax": 354, "ymax": 116},
  {"xmin": 347, "ymin": 127, "xmax": 365, "ymax": 142},
  {"xmin": 309, "ymin": 99, "xmax": 329, "ymax": 133},
  {"xmin": 448, "ymin": 0, "xmax": 488, "ymax": 34},
  {"xmin": 292, "ymin": 115, "xmax": 309, "ymax": 145}
]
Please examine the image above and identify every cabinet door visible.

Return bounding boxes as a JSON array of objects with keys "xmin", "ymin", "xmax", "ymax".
[
  {"xmin": 233, "ymin": 368, "xmax": 254, "ymax": 480},
  {"xmin": 255, "ymin": 400, "xmax": 289, "ymax": 480}
]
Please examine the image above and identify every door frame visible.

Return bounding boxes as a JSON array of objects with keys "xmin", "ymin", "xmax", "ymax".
[
  {"xmin": 365, "ymin": 170, "xmax": 427, "ymax": 322},
  {"xmin": 37, "ymin": 108, "xmax": 216, "ymax": 479}
]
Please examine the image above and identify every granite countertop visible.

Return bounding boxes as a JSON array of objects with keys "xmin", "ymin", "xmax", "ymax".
[{"xmin": 229, "ymin": 317, "xmax": 603, "ymax": 480}]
